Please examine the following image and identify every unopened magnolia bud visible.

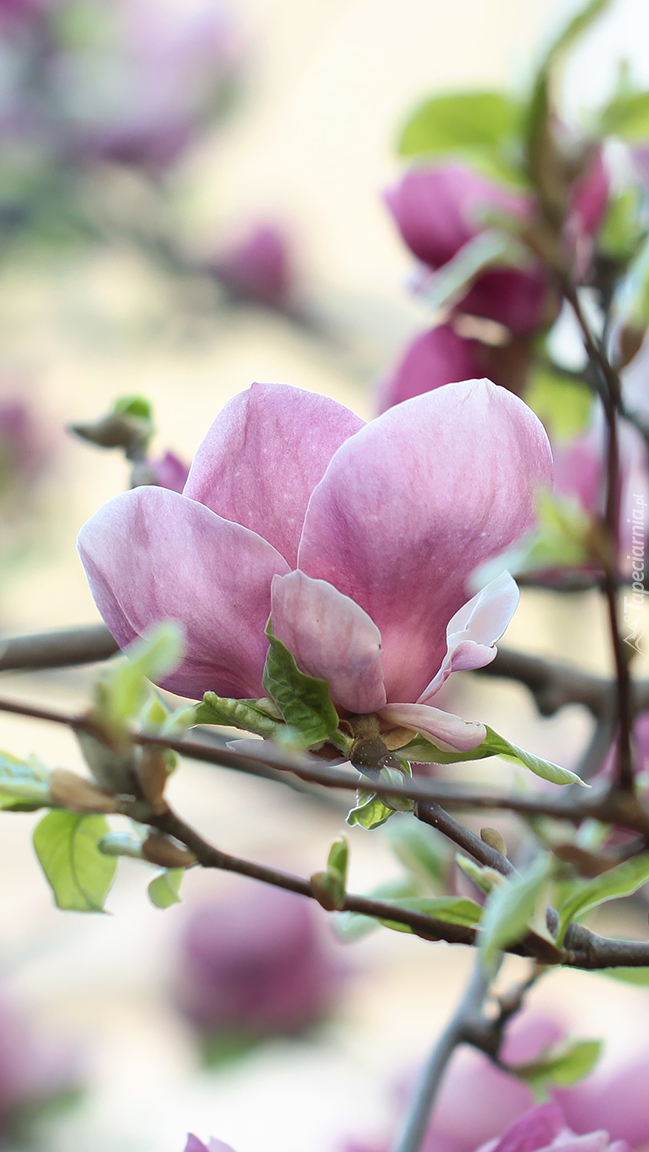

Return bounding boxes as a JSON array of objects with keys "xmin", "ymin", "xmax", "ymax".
[
  {"xmin": 618, "ymin": 325, "xmax": 645, "ymax": 370},
  {"xmin": 142, "ymin": 833, "xmax": 196, "ymax": 869},
  {"xmin": 49, "ymin": 769, "xmax": 118, "ymax": 813},
  {"xmin": 310, "ymin": 870, "xmax": 345, "ymax": 911},
  {"xmin": 480, "ymin": 827, "xmax": 508, "ymax": 855},
  {"xmin": 137, "ymin": 747, "xmax": 171, "ymax": 814}
]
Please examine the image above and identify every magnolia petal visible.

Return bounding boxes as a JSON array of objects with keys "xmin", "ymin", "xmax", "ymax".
[
  {"xmin": 299, "ymin": 379, "xmax": 552, "ymax": 704},
  {"xmin": 271, "ymin": 571, "xmax": 386, "ymax": 714},
  {"xmin": 380, "ymin": 703, "xmax": 486, "ymax": 753},
  {"xmin": 419, "ymin": 571, "xmax": 519, "ymax": 702},
  {"xmin": 78, "ymin": 487, "xmax": 289, "ymax": 700},
  {"xmin": 183, "ymin": 382, "xmax": 363, "ymax": 567}
]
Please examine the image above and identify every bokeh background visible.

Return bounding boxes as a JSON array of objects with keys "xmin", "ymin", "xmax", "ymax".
[{"xmin": 2, "ymin": 1, "xmax": 649, "ymax": 1150}]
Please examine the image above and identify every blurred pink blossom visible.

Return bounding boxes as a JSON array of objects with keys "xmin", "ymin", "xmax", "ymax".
[
  {"xmin": 0, "ymin": 988, "xmax": 82, "ymax": 1136},
  {"xmin": 475, "ymin": 1102, "xmax": 628, "ymax": 1152},
  {"xmin": 211, "ymin": 224, "xmax": 293, "ymax": 308},
  {"xmin": 185, "ymin": 1137, "xmax": 236, "ymax": 1152},
  {"xmin": 175, "ymin": 885, "xmax": 346, "ymax": 1039}
]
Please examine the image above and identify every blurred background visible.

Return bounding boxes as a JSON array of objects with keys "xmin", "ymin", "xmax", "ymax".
[{"xmin": 2, "ymin": 0, "xmax": 649, "ymax": 1150}]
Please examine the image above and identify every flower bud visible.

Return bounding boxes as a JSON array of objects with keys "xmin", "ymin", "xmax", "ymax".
[
  {"xmin": 142, "ymin": 833, "xmax": 196, "ymax": 869},
  {"xmin": 211, "ymin": 224, "xmax": 293, "ymax": 308},
  {"xmin": 480, "ymin": 828, "xmax": 508, "ymax": 855},
  {"xmin": 48, "ymin": 768, "xmax": 118, "ymax": 814}
]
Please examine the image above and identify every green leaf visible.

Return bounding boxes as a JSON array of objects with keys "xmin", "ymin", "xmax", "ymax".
[
  {"xmin": 196, "ymin": 693, "xmax": 283, "ymax": 739},
  {"xmin": 514, "ymin": 1039, "xmax": 602, "ymax": 1090},
  {"xmin": 598, "ymin": 966, "xmax": 649, "ymax": 985},
  {"xmin": 614, "ymin": 233, "xmax": 649, "ymax": 334},
  {"xmin": 397, "ymin": 726, "xmax": 584, "ymax": 787},
  {"xmin": 599, "ymin": 91, "xmax": 649, "ymax": 140},
  {"xmin": 33, "ymin": 811, "xmax": 116, "ymax": 912},
  {"xmin": 557, "ymin": 853, "xmax": 649, "ymax": 941},
  {"xmin": 418, "ymin": 232, "xmax": 522, "ymax": 315},
  {"xmin": 399, "ymin": 92, "xmax": 520, "ymax": 158},
  {"xmin": 335, "ymin": 879, "xmax": 419, "ymax": 940},
  {"xmin": 0, "ymin": 750, "xmax": 51, "ymax": 811},
  {"xmin": 148, "ymin": 868, "xmax": 184, "ymax": 909},
  {"xmin": 262, "ymin": 621, "xmax": 338, "ymax": 747},
  {"xmin": 347, "ymin": 789, "xmax": 396, "ymax": 830},
  {"xmin": 456, "ymin": 853, "xmax": 504, "ymax": 894},
  {"xmin": 599, "ymin": 188, "xmax": 646, "ymax": 263},
  {"xmin": 526, "ymin": 368, "xmax": 593, "ymax": 441},
  {"xmin": 99, "ymin": 622, "xmax": 184, "ymax": 728},
  {"xmin": 113, "ymin": 395, "xmax": 153, "ymax": 422},
  {"xmin": 311, "ymin": 836, "xmax": 349, "ymax": 910},
  {"xmin": 385, "ymin": 817, "xmax": 448, "ymax": 887},
  {"xmin": 385, "ymin": 895, "xmax": 483, "ymax": 927},
  {"xmin": 480, "ymin": 854, "xmax": 554, "ymax": 967}
]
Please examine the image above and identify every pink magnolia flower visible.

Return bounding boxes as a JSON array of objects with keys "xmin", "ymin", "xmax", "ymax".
[
  {"xmin": 552, "ymin": 415, "xmax": 649, "ymax": 577},
  {"xmin": 175, "ymin": 886, "xmax": 345, "ymax": 1037},
  {"xmin": 476, "ymin": 1102, "xmax": 629, "ymax": 1152},
  {"xmin": 78, "ymin": 379, "xmax": 552, "ymax": 753},
  {"xmin": 0, "ymin": 988, "xmax": 82, "ymax": 1136},
  {"xmin": 557, "ymin": 1048, "xmax": 649, "ymax": 1149},
  {"xmin": 185, "ymin": 1138, "xmax": 236, "ymax": 1152},
  {"xmin": 377, "ymin": 325, "xmax": 533, "ymax": 413},
  {"xmin": 377, "ymin": 327, "xmax": 485, "ymax": 413},
  {"xmin": 386, "ymin": 165, "xmax": 554, "ymax": 337},
  {"xmin": 146, "ymin": 450, "xmax": 190, "ymax": 494},
  {"xmin": 211, "ymin": 224, "xmax": 293, "ymax": 308}
]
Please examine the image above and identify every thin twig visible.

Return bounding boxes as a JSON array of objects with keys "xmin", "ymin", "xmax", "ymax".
[{"xmin": 392, "ymin": 958, "xmax": 492, "ymax": 1152}]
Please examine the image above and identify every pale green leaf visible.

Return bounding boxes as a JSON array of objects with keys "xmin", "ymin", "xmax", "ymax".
[
  {"xmin": 100, "ymin": 622, "xmax": 184, "ymax": 727},
  {"xmin": 480, "ymin": 854, "xmax": 554, "ymax": 967},
  {"xmin": 148, "ymin": 868, "xmax": 184, "ymax": 909},
  {"xmin": 262, "ymin": 621, "xmax": 338, "ymax": 746},
  {"xmin": 347, "ymin": 790, "xmax": 395, "ymax": 830},
  {"xmin": 514, "ymin": 1039, "xmax": 602, "ymax": 1089},
  {"xmin": 33, "ymin": 810, "xmax": 116, "ymax": 912},
  {"xmin": 335, "ymin": 879, "xmax": 419, "ymax": 941},
  {"xmin": 196, "ymin": 693, "xmax": 283, "ymax": 738},
  {"xmin": 526, "ymin": 368, "xmax": 593, "ymax": 441},
  {"xmin": 0, "ymin": 750, "xmax": 51, "ymax": 811},
  {"xmin": 399, "ymin": 91, "xmax": 521, "ymax": 157},
  {"xmin": 558, "ymin": 853, "xmax": 649, "ymax": 941},
  {"xmin": 385, "ymin": 817, "xmax": 448, "ymax": 887},
  {"xmin": 598, "ymin": 966, "xmax": 649, "ymax": 985},
  {"xmin": 396, "ymin": 726, "xmax": 584, "ymax": 786},
  {"xmin": 599, "ymin": 90, "xmax": 649, "ymax": 140}
]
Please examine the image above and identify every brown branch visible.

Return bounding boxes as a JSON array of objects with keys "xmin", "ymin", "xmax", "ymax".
[{"xmin": 0, "ymin": 625, "xmax": 118, "ymax": 672}]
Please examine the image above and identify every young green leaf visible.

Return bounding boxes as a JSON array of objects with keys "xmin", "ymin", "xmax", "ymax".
[
  {"xmin": 480, "ymin": 854, "xmax": 554, "ymax": 968},
  {"xmin": 513, "ymin": 1039, "xmax": 602, "ymax": 1091},
  {"xmin": 557, "ymin": 853, "xmax": 649, "ymax": 941},
  {"xmin": 0, "ymin": 750, "xmax": 51, "ymax": 811},
  {"xmin": 598, "ymin": 967, "xmax": 649, "ymax": 985},
  {"xmin": 335, "ymin": 879, "xmax": 420, "ymax": 941},
  {"xmin": 399, "ymin": 91, "xmax": 520, "ymax": 157},
  {"xmin": 148, "ymin": 868, "xmax": 184, "ymax": 909},
  {"xmin": 99, "ymin": 622, "xmax": 184, "ymax": 728},
  {"xmin": 262, "ymin": 622, "xmax": 338, "ymax": 747},
  {"xmin": 397, "ymin": 726, "xmax": 584, "ymax": 787},
  {"xmin": 311, "ymin": 836, "xmax": 349, "ymax": 910},
  {"xmin": 347, "ymin": 790, "xmax": 396, "ymax": 830},
  {"xmin": 599, "ymin": 90, "xmax": 649, "ymax": 140},
  {"xmin": 525, "ymin": 368, "xmax": 593, "ymax": 441},
  {"xmin": 33, "ymin": 811, "xmax": 117, "ymax": 912},
  {"xmin": 196, "ymin": 693, "xmax": 283, "ymax": 739},
  {"xmin": 385, "ymin": 817, "xmax": 449, "ymax": 888}
]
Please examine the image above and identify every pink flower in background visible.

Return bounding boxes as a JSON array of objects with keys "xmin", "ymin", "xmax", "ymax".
[
  {"xmin": 185, "ymin": 1138, "xmax": 236, "ymax": 1152},
  {"xmin": 49, "ymin": 0, "xmax": 240, "ymax": 172},
  {"xmin": 175, "ymin": 886, "xmax": 345, "ymax": 1039},
  {"xmin": 386, "ymin": 164, "xmax": 555, "ymax": 337},
  {"xmin": 552, "ymin": 415, "xmax": 649, "ymax": 576},
  {"xmin": 0, "ymin": 396, "xmax": 52, "ymax": 503},
  {"xmin": 377, "ymin": 327, "xmax": 485, "ymax": 413},
  {"xmin": 146, "ymin": 451, "xmax": 190, "ymax": 494},
  {"xmin": 78, "ymin": 379, "xmax": 552, "ymax": 752},
  {"xmin": 211, "ymin": 224, "xmax": 293, "ymax": 308},
  {"xmin": 0, "ymin": 988, "xmax": 82, "ymax": 1136},
  {"xmin": 556, "ymin": 1048, "xmax": 649, "ymax": 1150},
  {"xmin": 475, "ymin": 1102, "xmax": 628, "ymax": 1152}
]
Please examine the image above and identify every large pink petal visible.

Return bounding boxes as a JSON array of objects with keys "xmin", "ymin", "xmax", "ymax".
[
  {"xmin": 183, "ymin": 382, "xmax": 364, "ymax": 567},
  {"xmin": 78, "ymin": 486, "xmax": 289, "ymax": 700},
  {"xmin": 418, "ymin": 571, "xmax": 519, "ymax": 703},
  {"xmin": 298, "ymin": 379, "xmax": 553, "ymax": 703},
  {"xmin": 380, "ymin": 703, "xmax": 486, "ymax": 753},
  {"xmin": 271, "ymin": 571, "xmax": 386, "ymax": 714}
]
